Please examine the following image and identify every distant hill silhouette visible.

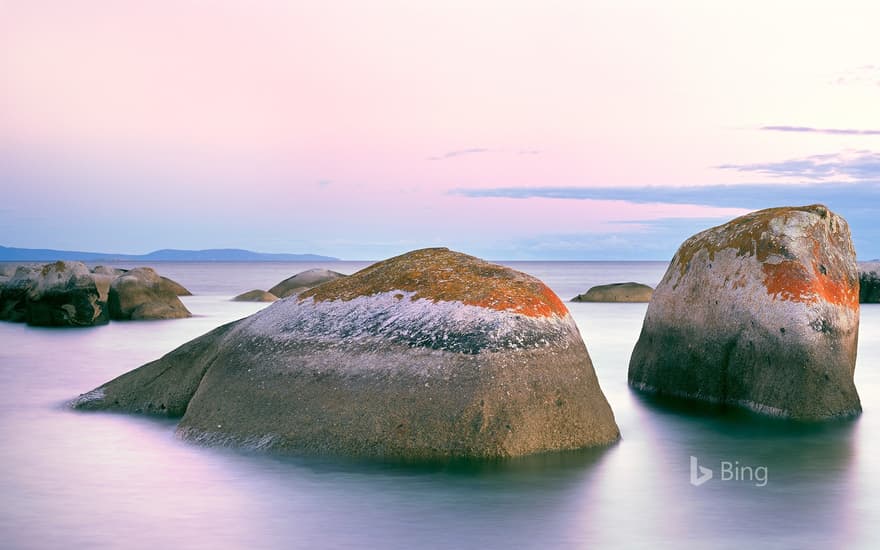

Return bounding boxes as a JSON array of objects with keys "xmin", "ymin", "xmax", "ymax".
[{"xmin": 0, "ymin": 245, "xmax": 338, "ymax": 262}]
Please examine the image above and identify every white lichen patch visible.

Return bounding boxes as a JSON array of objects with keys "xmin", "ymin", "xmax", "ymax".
[
  {"xmin": 232, "ymin": 290, "xmax": 578, "ymax": 354},
  {"xmin": 68, "ymin": 387, "xmax": 106, "ymax": 407}
]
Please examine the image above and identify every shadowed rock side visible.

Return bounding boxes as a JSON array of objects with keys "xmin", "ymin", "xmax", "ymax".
[
  {"xmin": 572, "ymin": 282, "xmax": 653, "ymax": 302},
  {"xmin": 0, "ymin": 265, "xmax": 39, "ymax": 322},
  {"xmin": 31, "ymin": 261, "xmax": 110, "ymax": 326},
  {"xmin": 73, "ymin": 247, "xmax": 619, "ymax": 459},
  {"xmin": 860, "ymin": 270, "xmax": 880, "ymax": 303},
  {"xmin": 0, "ymin": 261, "xmax": 110, "ymax": 326},
  {"xmin": 108, "ymin": 267, "xmax": 192, "ymax": 320},
  {"xmin": 1, "ymin": 262, "xmax": 192, "ymax": 325},
  {"xmin": 232, "ymin": 289, "xmax": 278, "ymax": 302},
  {"xmin": 268, "ymin": 268, "xmax": 345, "ymax": 298},
  {"xmin": 628, "ymin": 205, "xmax": 860, "ymax": 420}
]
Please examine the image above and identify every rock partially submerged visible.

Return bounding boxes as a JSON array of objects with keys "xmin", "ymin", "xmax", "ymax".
[
  {"xmin": 628, "ymin": 205, "xmax": 860, "ymax": 420},
  {"xmin": 109, "ymin": 267, "xmax": 192, "ymax": 320},
  {"xmin": 0, "ymin": 262, "xmax": 192, "ymax": 325},
  {"xmin": 572, "ymin": 282, "xmax": 653, "ymax": 303},
  {"xmin": 25, "ymin": 261, "xmax": 109, "ymax": 326},
  {"xmin": 74, "ymin": 247, "xmax": 619, "ymax": 459},
  {"xmin": 267, "ymin": 268, "xmax": 345, "ymax": 298},
  {"xmin": 232, "ymin": 289, "xmax": 278, "ymax": 302}
]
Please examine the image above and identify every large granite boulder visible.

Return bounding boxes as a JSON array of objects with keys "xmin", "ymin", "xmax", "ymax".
[
  {"xmin": 24, "ymin": 261, "xmax": 110, "ymax": 326},
  {"xmin": 108, "ymin": 267, "xmax": 192, "ymax": 320},
  {"xmin": 232, "ymin": 289, "xmax": 278, "ymax": 302},
  {"xmin": 268, "ymin": 268, "xmax": 345, "ymax": 298},
  {"xmin": 73, "ymin": 248, "xmax": 619, "ymax": 458},
  {"xmin": 628, "ymin": 205, "xmax": 860, "ymax": 420},
  {"xmin": 572, "ymin": 282, "xmax": 653, "ymax": 303}
]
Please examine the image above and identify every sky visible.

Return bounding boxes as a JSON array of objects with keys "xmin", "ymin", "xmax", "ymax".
[{"xmin": 2, "ymin": 0, "xmax": 879, "ymax": 260}]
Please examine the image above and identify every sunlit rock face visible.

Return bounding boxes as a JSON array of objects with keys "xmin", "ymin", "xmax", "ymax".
[
  {"xmin": 268, "ymin": 269, "xmax": 346, "ymax": 298},
  {"xmin": 628, "ymin": 205, "xmax": 860, "ymax": 420},
  {"xmin": 232, "ymin": 289, "xmax": 278, "ymax": 302},
  {"xmin": 572, "ymin": 282, "xmax": 653, "ymax": 303},
  {"xmin": 74, "ymin": 248, "xmax": 619, "ymax": 458},
  {"xmin": 108, "ymin": 267, "xmax": 192, "ymax": 320}
]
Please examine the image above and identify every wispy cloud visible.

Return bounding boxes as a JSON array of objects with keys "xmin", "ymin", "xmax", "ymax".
[
  {"xmin": 426, "ymin": 147, "xmax": 542, "ymax": 161},
  {"xmin": 718, "ymin": 150, "xmax": 880, "ymax": 181},
  {"xmin": 761, "ymin": 125, "xmax": 880, "ymax": 136},
  {"xmin": 427, "ymin": 148, "xmax": 490, "ymax": 161},
  {"xmin": 831, "ymin": 64, "xmax": 880, "ymax": 87},
  {"xmin": 453, "ymin": 181, "xmax": 880, "ymax": 258},
  {"xmin": 453, "ymin": 181, "xmax": 880, "ymax": 209}
]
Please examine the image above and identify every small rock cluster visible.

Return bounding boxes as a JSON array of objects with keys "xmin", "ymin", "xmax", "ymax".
[
  {"xmin": 0, "ymin": 261, "xmax": 191, "ymax": 326},
  {"xmin": 232, "ymin": 268, "xmax": 345, "ymax": 302}
]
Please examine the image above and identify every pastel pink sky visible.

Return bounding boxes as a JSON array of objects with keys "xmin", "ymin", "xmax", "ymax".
[{"xmin": 2, "ymin": 1, "xmax": 879, "ymax": 259}]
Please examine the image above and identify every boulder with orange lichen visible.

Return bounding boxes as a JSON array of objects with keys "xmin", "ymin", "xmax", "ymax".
[
  {"xmin": 73, "ymin": 248, "xmax": 619, "ymax": 458},
  {"xmin": 628, "ymin": 205, "xmax": 861, "ymax": 420}
]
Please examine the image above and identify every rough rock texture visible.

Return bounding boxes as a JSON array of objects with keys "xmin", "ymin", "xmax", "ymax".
[
  {"xmin": 268, "ymin": 268, "xmax": 345, "ymax": 298},
  {"xmin": 25, "ymin": 261, "xmax": 110, "ymax": 326},
  {"xmin": 232, "ymin": 289, "xmax": 278, "ymax": 302},
  {"xmin": 0, "ymin": 266, "xmax": 40, "ymax": 322},
  {"xmin": 108, "ymin": 267, "xmax": 192, "ymax": 320},
  {"xmin": 74, "ymin": 247, "xmax": 619, "ymax": 459},
  {"xmin": 572, "ymin": 282, "xmax": 653, "ymax": 303},
  {"xmin": 628, "ymin": 205, "xmax": 860, "ymax": 420},
  {"xmin": 0, "ymin": 264, "xmax": 21, "ymax": 278}
]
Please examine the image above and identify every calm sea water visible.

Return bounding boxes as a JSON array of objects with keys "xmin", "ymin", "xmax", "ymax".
[{"xmin": 1, "ymin": 261, "xmax": 878, "ymax": 549}]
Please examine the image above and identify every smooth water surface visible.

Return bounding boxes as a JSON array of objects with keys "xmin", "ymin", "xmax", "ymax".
[{"xmin": 1, "ymin": 261, "xmax": 877, "ymax": 549}]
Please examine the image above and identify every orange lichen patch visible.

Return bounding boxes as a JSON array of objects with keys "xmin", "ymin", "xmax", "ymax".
[
  {"xmin": 674, "ymin": 204, "xmax": 833, "ymax": 278},
  {"xmin": 762, "ymin": 260, "xmax": 859, "ymax": 310},
  {"xmin": 670, "ymin": 203, "xmax": 859, "ymax": 310},
  {"xmin": 299, "ymin": 248, "xmax": 569, "ymax": 318}
]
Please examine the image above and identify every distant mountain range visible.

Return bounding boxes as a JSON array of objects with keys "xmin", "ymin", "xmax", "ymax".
[{"xmin": 0, "ymin": 245, "xmax": 338, "ymax": 262}]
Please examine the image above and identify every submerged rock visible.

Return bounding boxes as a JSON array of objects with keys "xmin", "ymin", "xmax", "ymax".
[
  {"xmin": 572, "ymin": 282, "xmax": 653, "ymax": 303},
  {"xmin": 268, "ymin": 268, "xmax": 345, "ymax": 298},
  {"xmin": 74, "ymin": 247, "xmax": 619, "ymax": 459},
  {"xmin": 108, "ymin": 267, "xmax": 192, "ymax": 320},
  {"xmin": 25, "ymin": 261, "xmax": 109, "ymax": 326},
  {"xmin": 628, "ymin": 205, "xmax": 860, "ymax": 420},
  {"xmin": 232, "ymin": 289, "xmax": 278, "ymax": 302}
]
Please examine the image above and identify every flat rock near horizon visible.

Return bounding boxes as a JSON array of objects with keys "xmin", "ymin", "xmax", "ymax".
[{"xmin": 572, "ymin": 282, "xmax": 653, "ymax": 303}]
